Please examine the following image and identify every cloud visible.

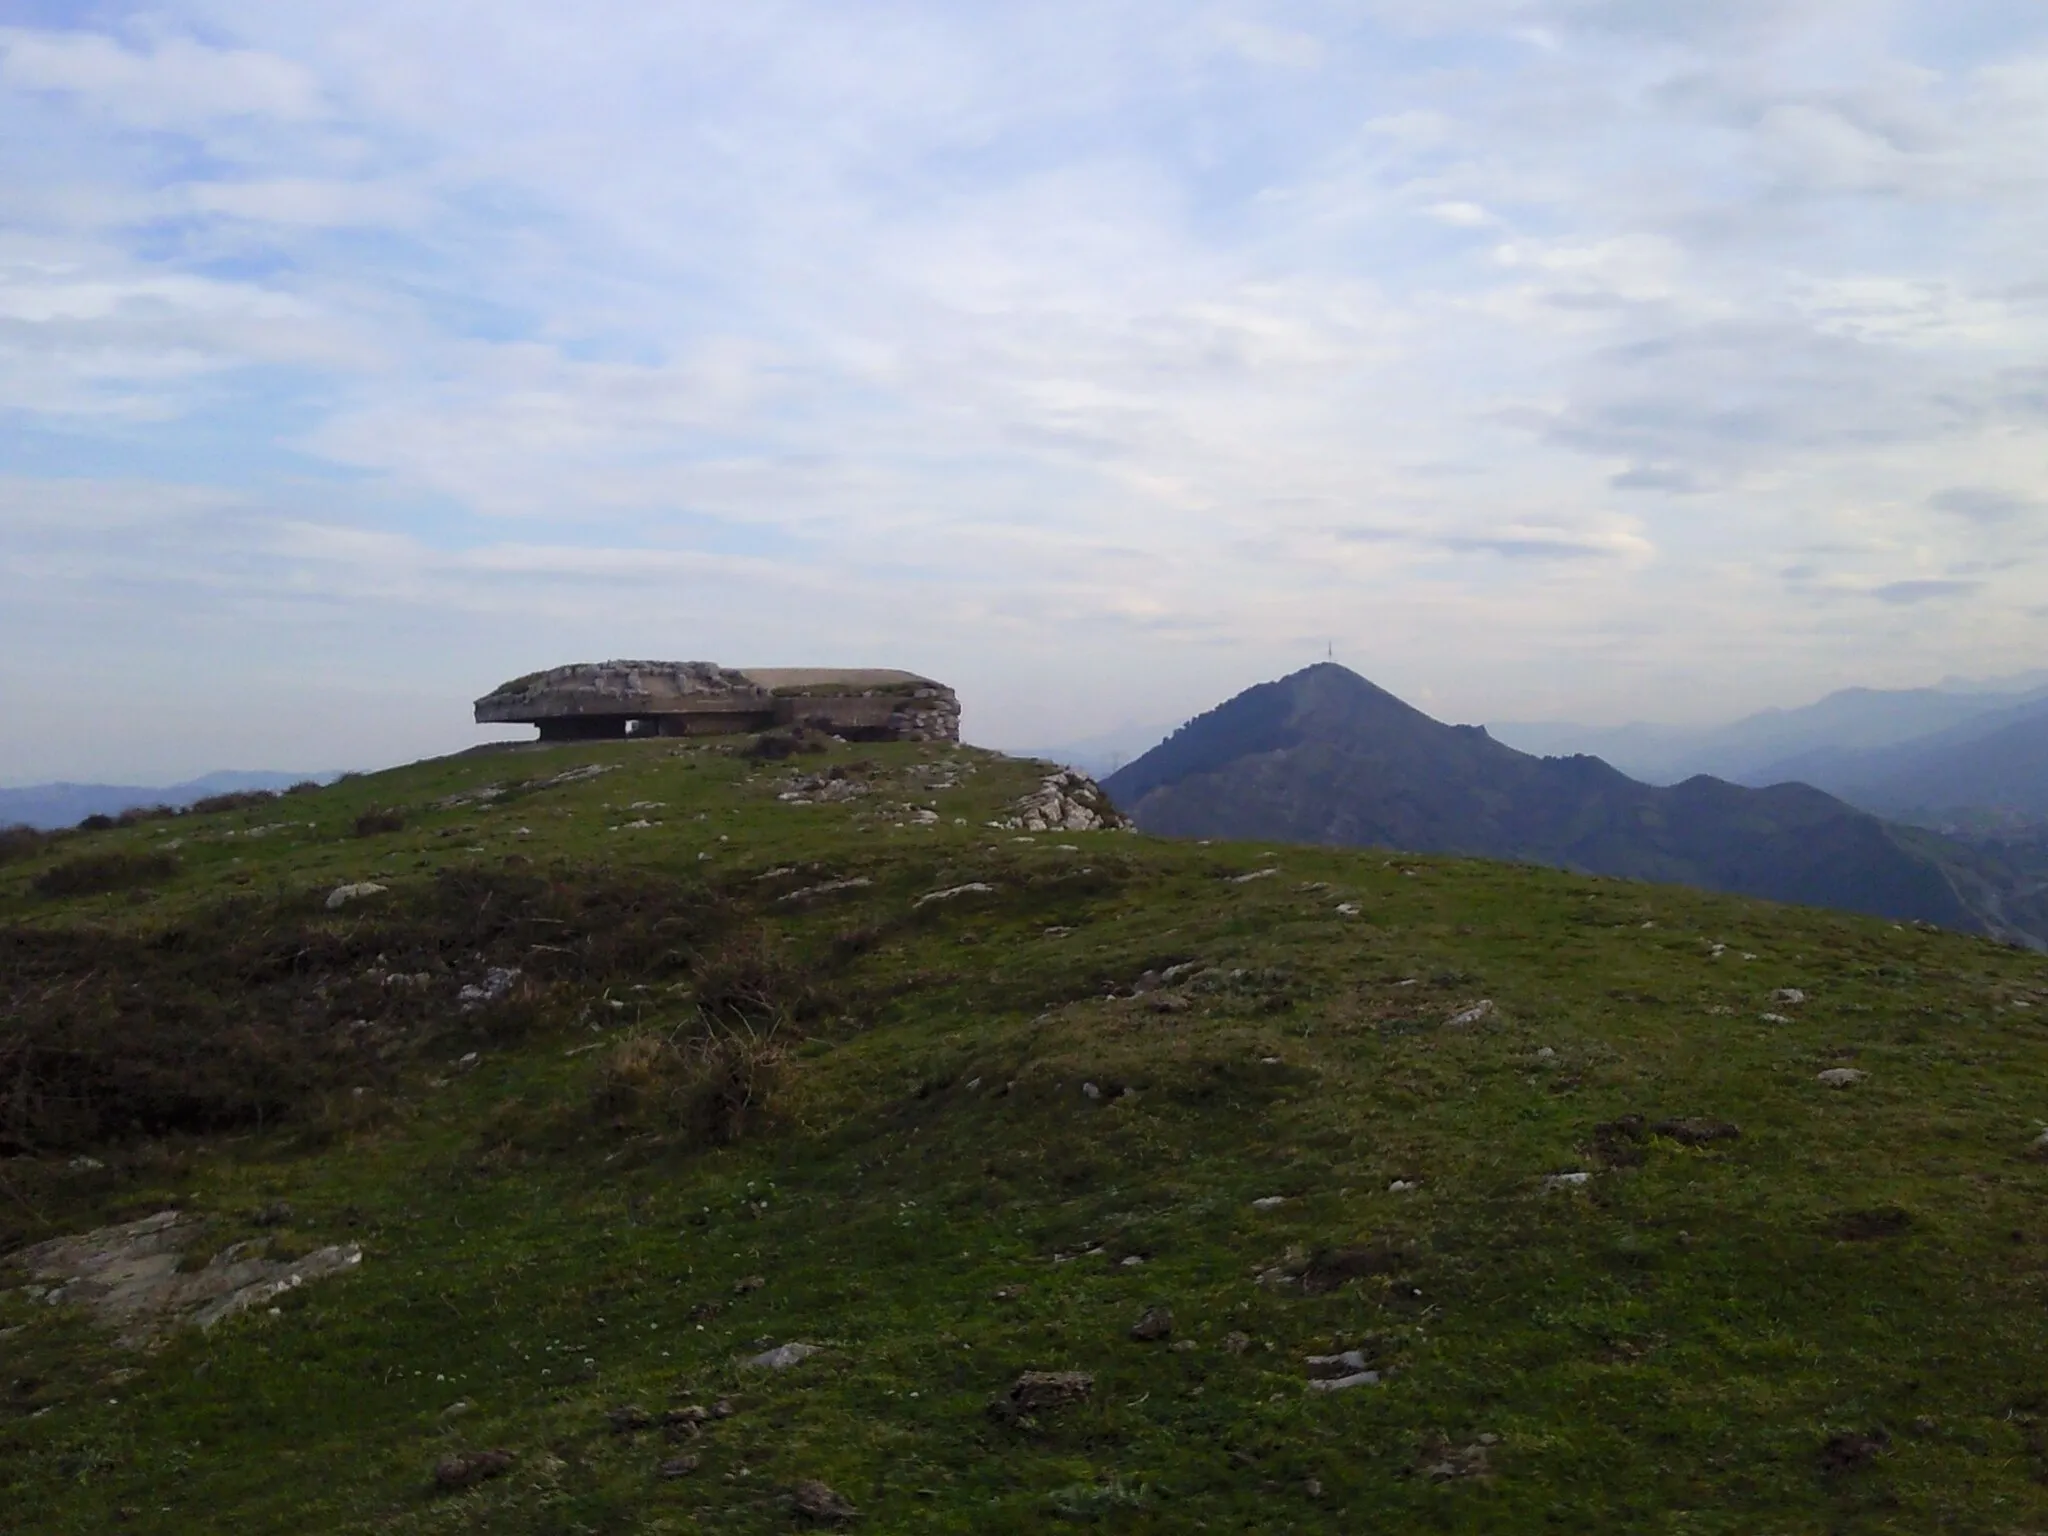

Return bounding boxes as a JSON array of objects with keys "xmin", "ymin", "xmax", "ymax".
[
  {"xmin": 1930, "ymin": 486, "xmax": 2036, "ymax": 523},
  {"xmin": 1872, "ymin": 578, "xmax": 1982, "ymax": 604},
  {"xmin": 0, "ymin": 27, "xmax": 322, "ymax": 127},
  {"xmin": 5, "ymin": 0, "xmax": 2048, "ymax": 778}
]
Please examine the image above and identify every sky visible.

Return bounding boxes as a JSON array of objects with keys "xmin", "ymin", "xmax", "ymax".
[{"xmin": 3, "ymin": 0, "xmax": 2046, "ymax": 784}]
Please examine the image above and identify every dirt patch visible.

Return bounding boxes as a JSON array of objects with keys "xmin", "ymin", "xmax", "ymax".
[
  {"xmin": 1819, "ymin": 1429, "xmax": 1889, "ymax": 1474},
  {"xmin": 1834, "ymin": 1207, "xmax": 1913, "ymax": 1242},
  {"xmin": 1300, "ymin": 1245, "xmax": 1406, "ymax": 1294}
]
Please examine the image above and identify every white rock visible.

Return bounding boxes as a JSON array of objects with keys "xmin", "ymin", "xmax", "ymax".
[
  {"xmin": 1251, "ymin": 1196, "xmax": 1287, "ymax": 1211},
  {"xmin": 1335, "ymin": 903, "xmax": 1362, "ymax": 916},
  {"xmin": 1307, "ymin": 1349, "xmax": 1371, "ymax": 1374},
  {"xmin": 1534, "ymin": 1047, "xmax": 1557, "ymax": 1061},
  {"xmin": 1543, "ymin": 1172, "xmax": 1592, "ymax": 1192},
  {"xmin": 1231, "ymin": 868, "xmax": 1279, "ymax": 884},
  {"xmin": 1760, "ymin": 1012, "xmax": 1793, "ymax": 1025},
  {"xmin": 458, "ymin": 967, "xmax": 520, "ymax": 1010},
  {"xmin": 913, "ymin": 881, "xmax": 995, "ymax": 909},
  {"xmin": 1771, "ymin": 987, "xmax": 1807, "ymax": 1005},
  {"xmin": 325, "ymin": 881, "xmax": 387, "ymax": 911},
  {"xmin": 1388, "ymin": 1179, "xmax": 1417, "ymax": 1193},
  {"xmin": 1816, "ymin": 1068, "xmax": 1866, "ymax": 1087},
  {"xmin": 1446, "ymin": 1000, "xmax": 1495, "ymax": 1028},
  {"xmin": 746, "ymin": 1342, "xmax": 820, "ymax": 1370},
  {"xmin": 1082, "ymin": 1082, "xmax": 1102, "ymax": 1100}
]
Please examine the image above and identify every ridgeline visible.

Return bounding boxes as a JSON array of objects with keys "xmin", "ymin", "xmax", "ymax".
[{"xmin": 4, "ymin": 734, "xmax": 2048, "ymax": 1531}]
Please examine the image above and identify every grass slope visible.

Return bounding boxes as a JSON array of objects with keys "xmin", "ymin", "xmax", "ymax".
[{"xmin": 4, "ymin": 737, "xmax": 2048, "ymax": 1532}]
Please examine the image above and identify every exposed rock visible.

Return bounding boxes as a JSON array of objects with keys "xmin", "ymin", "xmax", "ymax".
[
  {"xmin": 433, "ymin": 1449, "xmax": 514, "ymax": 1490},
  {"xmin": 1000, "ymin": 770, "xmax": 1129, "ymax": 833},
  {"xmin": 914, "ymin": 881, "xmax": 995, "ymax": 909},
  {"xmin": 991, "ymin": 1370, "xmax": 1094, "ymax": 1423},
  {"xmin": 1817, "ymin": 1068, "xmax": 1867, "ymax": 1088},
  {"xmin": 1543, "ymin": 1171, "xmax": 1592, "ymax": 1192},
  {"xmin": 1306, "ymin": 1348, "xmax": 1372, "ymax": 1378},
  {"xmin": 1760, "ymin": 1012, "xmax": 1793, "ymax": 1024},
  {"xmin": 775, "ymin": 877, "xmax": 873, "ymax": 905},
  {"xmin": 1251, "ymin": 1195, "xmax": 1287, "ymax": 1211},
  {"xmin": 659, "ymin": 1455, "xmax": 700, "ymax": 1479},
  {"xmin": 458, "ymin": 967, "xmax": 520, "ymax": 1010},
  {"xmin": 1446, "ymin": 1000, "xmax": 1495, "ymax": 1027},
  {"xmin": 1230, "ymin": 868, "xmax": 1278, "ymax": 884},
  {"xmin": 10, "ymin": 1210, "xmax": 362, "ymax": 1347},
  {"xmin": 1222, "ymin": 1331, "xmax": 1252, "ymax": 1354},
  {"xmin": 1771, "ymin": 987, "xmax": 1808, "ymax": 1006},
  {"xmin": 747, "ymin": 1341, "xmax": 820, "ymax": 1370},
  {"xmin": 325, "ymin": 881, "xmax": 387, "ymax": 911},
  {"xmin": 1420, "ymin": 1437, "xmax": 1494, "ymax": 1482},
  {"xmin": 1130, "ymin": 1305, "xmax": 1173, "ymax": 1342},
  {"xmin": 1306, "ymin": 1346, "xmax": 1381, "ymax": 1392},
  {"xmin": 791, "ymin": 1478, "xmax": 859, "ymax": 1523}
]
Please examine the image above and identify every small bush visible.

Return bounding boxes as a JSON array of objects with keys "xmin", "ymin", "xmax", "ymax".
[
  {"xmin": 0, "ymin": 824, "xmax": 57, "ymax": 866},
  {"xmin": 32, "ymin": 850, "xmax": 180, "ymax": 898},
  {"xmin": 78, "ymin": 814, "xmax": 117, "ymax": 832},
  {"xmin": 189, "ymin": 789, "xmax": 278, "ymax": 816},
  {"xmin": 114, "ymin": 804, "xmax": 177, "ymax": 827},
  {"xmin": 691, "ymin": 928, "xmax": 820, "ymax": 1026},
  {"xmin": 745, "ymin": 728, "xmax": 828, "ymax": 761},
  {"xmin": 592, "ymin": 1022, "xmax": 785, "ymax": 1146},
  {"xmin": 284, "ymin": 780, "xmax": 324, "ymax": 797},
  {"xmin": 354, "ymin": 809, "xmax": 406, "ymax": 837}
]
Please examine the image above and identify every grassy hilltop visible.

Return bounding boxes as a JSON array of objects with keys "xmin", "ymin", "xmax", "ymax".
[{"xmin": 4, "ymin": 736, "xmax": 2048, "ymax": 1532}]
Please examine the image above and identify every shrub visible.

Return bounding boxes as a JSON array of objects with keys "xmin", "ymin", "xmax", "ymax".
[
  {"xmin": 354, "ymin": 809, "xmax": 406, "ymax": 837},
  {"xmin": 284, "ymin": 780, "xmax": 324, "ymax": 796},
  {"xmin": 78, "ymin": 814, "xmax": 117, "ymax": 831},
  {"xmin": 189, "ymin": 789, "xmax": 278, "ymax": 816},
  {"xmin": 0, "ymin": 824, "xmax": 56, "ymax": 866},
  {"xmin": 0, "ymin": 867, "xmax": 735, "ymax": 1153},
  {"xmin": 114, "ymin": 805, "xmax": 177, "ymax": 827},
  {"xmin": 591, "ymin": 1021, "xmax": 785, "ymax": 1146},
  {"xmin": 745, "ymin": 728, "xmax": 828, "ymax": 761},
  {"xmin": 690, "ymin": 928, "xmax": 821, "ymax": 1026},
  {"xmin": 32, "ymin": 850, "xmax": 180, "ymax": 898}
]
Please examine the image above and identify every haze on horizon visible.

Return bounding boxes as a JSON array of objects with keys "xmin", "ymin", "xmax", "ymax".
[{"xmin": 3, "ymin": 1, "xmax": 2046, "ymax": 787}]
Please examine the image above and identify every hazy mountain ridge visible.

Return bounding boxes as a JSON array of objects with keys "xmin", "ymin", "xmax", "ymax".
[
  {"xmin": 1492, "ymin": 674, "xmax": 2048, "ymax": 793},
  {"xmin": 0, "ymin": 772, "xmax": 338, "ymax": 831},
  {"xmin": 1105, "ymin": 664, "xmax": 2043, "ymax": 947}
]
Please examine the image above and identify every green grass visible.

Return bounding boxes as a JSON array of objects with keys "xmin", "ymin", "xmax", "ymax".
[{"xmin": 4, "ymin": 736, "xmax": 2048, "ymax": 1531}]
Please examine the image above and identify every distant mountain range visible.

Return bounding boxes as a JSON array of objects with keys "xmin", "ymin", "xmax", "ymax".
[
  {"xmin": 1492, "ymin": 674, "xmax": 2048, "ymax": 828},
  {"xmin": 1103, "ymin": 664, "xmax": 2048, "ymax": 949},
  {"xmin": 0, "ymin": 771, "xmax": 338, "ymax": 831}
]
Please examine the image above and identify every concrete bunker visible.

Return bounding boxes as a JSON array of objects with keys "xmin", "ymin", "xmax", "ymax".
[{"xmin": 474, "ymin": 661, "xmax": 960, "ymax": 744}]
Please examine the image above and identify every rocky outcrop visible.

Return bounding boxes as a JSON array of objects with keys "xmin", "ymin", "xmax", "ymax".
[
  {"xmin": 475, "ymin": 662, "xmax": 959, "ymax": 744},
  {"xmin": 1000, "ymin": 769, "xmax": 1130, "ymax": 832},
  {"xmin": 9, "ymin": 1209, "xmax": 362, "ymax": 1347}
]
